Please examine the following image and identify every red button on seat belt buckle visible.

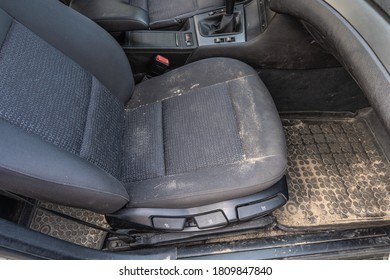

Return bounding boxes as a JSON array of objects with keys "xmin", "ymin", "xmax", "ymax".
[
  {"xmin": 149, "ymin": 55, "xmax": 170, "ymax": 76},
  {"xmin": 155, "ymin": 55, "xmax": 170, "ymax": 66}
]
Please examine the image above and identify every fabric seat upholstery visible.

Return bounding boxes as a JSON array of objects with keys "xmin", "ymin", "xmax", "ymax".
[
  {"xmin": 0, "ymin": 0, "xmax": 286, "ymax": 216},
  {"xmin": 126, "ymin": 58, "xmax": 287, "ymax": 208}
]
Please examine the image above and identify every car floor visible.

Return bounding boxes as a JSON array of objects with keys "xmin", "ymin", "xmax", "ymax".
[
  {"xmin": 24, "ymin": 111, "xmax": 390, "ymax": 251},
  {"xmin": 29, "ymin": 202, "xmax": 109, "ymax": 250},
  {"xmin": 276, "ymin": 110, "xmax": 390, "ymax": 230},
  {"xmin": 8, "ymin": 67, "xmax": 390, "ymax": 251}
]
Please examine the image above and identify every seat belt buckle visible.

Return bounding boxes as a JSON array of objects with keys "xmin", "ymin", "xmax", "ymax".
[{"xmin": 148, "ymin": 55, "xmax": 170, "ymax": 77}]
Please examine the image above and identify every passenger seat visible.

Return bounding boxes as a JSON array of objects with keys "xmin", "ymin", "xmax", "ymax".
[{"xmin": 0, "ymin": 0, "xmax": 288, "ymax": 231}]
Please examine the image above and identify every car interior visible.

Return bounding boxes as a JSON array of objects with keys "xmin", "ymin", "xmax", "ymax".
[{"xmin": 0, "ymin": 0, "xmax": 389, "ymax": 259}]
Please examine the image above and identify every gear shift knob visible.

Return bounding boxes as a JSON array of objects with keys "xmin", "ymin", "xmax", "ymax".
[{"xmin": 226, "ymin": 0, "xmax": 235, "ymax": 15}]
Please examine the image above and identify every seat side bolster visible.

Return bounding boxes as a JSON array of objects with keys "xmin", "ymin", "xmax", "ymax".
[
  {"xmin": 0, "ymin": 120, "xmax": 129, "ymax": 214},
  {"xmin": 0, "ymin": 0, "xmax": 134, "ymax": 103}
]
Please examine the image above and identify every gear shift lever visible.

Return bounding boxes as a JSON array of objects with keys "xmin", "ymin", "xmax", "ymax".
[
  {"xmin": 210, "ymin": 0, "xmax": 237, "ymax": 34},
  {"xmin": 226, "ymin": 0, "xmax": 235, "ymax": 16},
  {"xmin": 198, "ymin": 0, "xmax": 239, "ymax": 36}
]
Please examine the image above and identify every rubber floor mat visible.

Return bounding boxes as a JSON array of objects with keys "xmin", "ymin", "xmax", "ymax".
[
  {"xmin": 29, "ymin": 202, "xmax": 109, "ymax": 249},
  {"xmin": 274, "ymin": 116, "xmax": 390, "ymax": 230}
]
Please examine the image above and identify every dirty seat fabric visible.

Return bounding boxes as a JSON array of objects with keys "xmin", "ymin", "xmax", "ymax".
[
  {"xmin": 124, "ymin": 58, "xmax": 287, "ymax": 208},
  {"xmin": 0, "ymin": 0, "xmax": 286, "ymax": 214}
]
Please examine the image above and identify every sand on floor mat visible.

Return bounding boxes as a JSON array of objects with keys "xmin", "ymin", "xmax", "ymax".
[{"xmin": 274, "ymin": 117, "xmax": 390, "ymax": 230}]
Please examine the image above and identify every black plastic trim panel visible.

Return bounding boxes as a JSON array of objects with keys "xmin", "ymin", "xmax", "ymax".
[
  {"xmin": 178, "ymin": 227, "xmax": 390, "ymax": 259},
  {"xmin": 325, "ymin": 0, "xmax": 390, "ymax": 72},
  {"xmin": 270, "ymin": 0, "xmax": 390, "ymax": 134},
  {"xmin": 0, "ymin": 219, "xmax": 175, "ymax": 260},
  {"xmin": 2, "ymin": 217, "xmax": 390, "ymax": 259},
  {"xmin": 110, "ymin": 177, "xmax": 288, "ymax": 232}
]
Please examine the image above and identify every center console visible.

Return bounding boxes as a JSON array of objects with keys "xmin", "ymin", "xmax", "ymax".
[
  {"xmin": 194, "ymin": 4, "xmax": 246, "ymax": 46},
  {"xmin": 121, "ymin": 0, "xmax": 274, "ymax": 78}
]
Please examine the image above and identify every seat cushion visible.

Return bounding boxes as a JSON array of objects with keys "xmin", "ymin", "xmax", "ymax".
[{"xmin": 124, "ymin": 58, "xmax": 287, "ymax": 208}]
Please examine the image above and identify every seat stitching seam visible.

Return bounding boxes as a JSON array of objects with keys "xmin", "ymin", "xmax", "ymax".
[
  {"xmin": 161, "ymin": 102, "xmax": 167, "ymax": 177},
  {"xmin": 79, "ymin": 76, "xmax": 94, "ymax": 155},
  {"xmin": 226, "ymin": 81, "xmax": 246, "ymax": 160},
  {"xmin": 0, "ymin": 18, "xmax": 14, "ymax": 52},
  {"xmin": 126, "ymin": 74, "xmax": 257, "ymax": 110}
]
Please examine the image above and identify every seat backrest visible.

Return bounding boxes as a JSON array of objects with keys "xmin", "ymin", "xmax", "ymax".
[{"xmin": 0, "ymin": 0, "xmax": 132, "ymax": 213}]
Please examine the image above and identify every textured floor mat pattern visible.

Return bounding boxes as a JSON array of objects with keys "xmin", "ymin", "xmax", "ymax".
[
  {"xmin": 29, "ymin": 202, "xmax": 109, "ymax": 249},
  {"xmin": 274, "ymin": 118, "xmax": 390, "ymax": 229}
]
